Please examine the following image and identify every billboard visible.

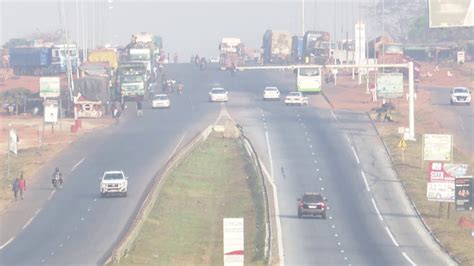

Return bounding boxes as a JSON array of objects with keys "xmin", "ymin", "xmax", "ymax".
[
  {"xmin": 429, "ymin": 0, "xmax": 474, "ymax": 27},
  {"xmin": 427, "ymin": 181, "xmax": 455, "ymax": 202},
  {"xmin": 39, "ymin": 77, "xmax": 60, "ymax": 98},
  {"xmin": 223, "ymin": 218, "xmax": 244, "ymax": 266},
  {"xmin": 427, "ymin": 162, "xmax": 468, "ymax": 182},
  {"xmin": 423, "ymin": 134, "xmax": 453, "ymax": 162},
  {"xmin": 455, "ymin": 177, "xmax": 472, "ymax": 211},
  {"xmin": 376, "ymin": 73, "xmax": 404, "ymax": 99}
]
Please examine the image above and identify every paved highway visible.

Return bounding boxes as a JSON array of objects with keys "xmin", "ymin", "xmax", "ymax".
[
  {"xmin": 426, "ymin": 86, "xmax": 473, "ymax": 158},
  {"xmin": 1, "ymin": 64, "xmax": 455, "ymax": 265}
]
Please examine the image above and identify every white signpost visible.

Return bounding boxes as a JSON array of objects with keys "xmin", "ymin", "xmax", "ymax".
[
  {"xmin": 39, "ymin": 77, "xmax": 60, "ymax": 98},
  {"xmin": 44, "ymin": 99, "xmax": 59, "ymax": 123},
  {"xmin": 423, "ymin": 134, "xmax": 453, "ymax": 162},
  {"xmin": 223, "ymin": 218, "xmax": 244, "ymax": 266},
  {"xmin": 376, "ymin": 73, "xmax": 404, "ymax": 99}
]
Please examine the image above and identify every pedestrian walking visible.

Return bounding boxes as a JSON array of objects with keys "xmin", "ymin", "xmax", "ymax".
[
  {"xmin": 12, "ymin": 178, "xmax": 19, "ymax": 201},
  {"xmin": 18, "ymin": 174, "xmax": 26, "ymax": 200},
  {"xmin": 136, "ymin": 100, "xmax": 143, "ymax": 117}
]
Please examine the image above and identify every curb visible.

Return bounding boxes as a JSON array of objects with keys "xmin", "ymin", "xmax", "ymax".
[{"xmin": 321, "ymin": 91, "xmax": 335, "ymax": 109}]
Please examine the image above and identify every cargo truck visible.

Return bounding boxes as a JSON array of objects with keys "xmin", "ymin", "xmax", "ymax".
[
  {"xmin": 9, "ymin": 47, "xmax": 60, "ymax": 76},
  {"xmin": 116, "ymin": 62, "xmax": 147, "ymax": 101},
  {"xmin": 291, "ymin": 36, "xmax": 304, "ymax": 64},
  {"xmin": 262, "ymin": 30, "xmax": 292, "ymax": 64},
  {"xmin": 303, "ymin": 30, "xmax": 331, "ymax": 65},
  {"xmin": 88, "ymin": 49, "xmax": 118, "ymax": 70},
  {"xmin": 219, "ymin": 38, "xmax": 244, "ymax": 70}
]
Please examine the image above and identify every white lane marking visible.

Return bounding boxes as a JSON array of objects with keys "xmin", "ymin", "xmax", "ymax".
[
  {"xmin": 59, "ymin": 244, "xmax": 63, "ymax": 248},
  {"xmin": 51, "ymin": 251, "xmax": 54, "ymax": 256},
  {"xmin": 319, "ymin": 177, "xmax": 322, "ymax": 181},
  {"xmin": 23, "ymin": 215, "xmax": 36, "ymax": 229},
  {"xmin": 351, "ymin": 146, "xmax": 360, "ymax": 164},
  {"xmin": 305, "ymin": 131, "xmax": 308, "ymax": 135},
  {"xmin": 332, "ymin": 225, "xmax": 336, "ymax": 229},
  {"xmin": 361, "ymin": 171, "xmax": 371, "ymax": 192},
  {"xmin": 331, "ymin": 110, "xmax": 338, "ymax": 120},
  {"xmin": 93, "ymin": 198, "xmax": 97, "ymax": 202},
  {"xmin": 66, "ymin": 235, "xmax": 70, "ymax": 239},
  {"xmin": 307, "ymin": 138, "xmax": 311, "ymax": 142},
  {"xmin": 402, "ymin": 252, "xmax": 417, "ymax": 266},
  {"xmin": 309, "ymin": 144, "xmax": 313, "ymax": 148},
  {"xmin": 311, "ymin": 152, "xmax": 315, "ymax": 155},
  {"xmin": 385, "ymin": 226, "xmax": 399, "ymax": 247},
  {"xmin": 0, "ymin": 237, "xmax": 15, "ymax": 250},
  {"xmin": 329, "ymin": 216, "xmax": 333, "ymax": 220},
  {"xmin": 334, "ymin": 233, "xmax": 338, "ymax": 237},
  {"xmin": 41, "ymin": 259, "xmax": 46, "ymax": 263},
  {"xmin": 345, "ymin": 134, "xmax": 351, "ymax": 144},
  {"xmin": 80, "ymin": 217, "xmax": 84, "ymax": 221},
  {"xmin": 316, "ymin": 168, "xmax": 320, "ymax": 172},
  {"xmin": 71, "ymin": 157, "xmax": 85, "ymax": 172},
  {"xmin": 259, "ymin": 161, "xmax": 284, "ymax": 266},
  {"xmin": 371, "ymin": 198, "xmax": 384, "ymax": 221},
  {"xmin": 48, "ymin": 190, "xmax": 56, "ymax": 200},
  {"xmin": 264, "ymin": 131, "xmax": 275, "ymax": 179},
  {"xmin": 337, "ymin": 242, "xmax": 341, "ymax": 246},
  {"xmin": 168, "ymin": 131, "xmax": 188, "ymax": 160},
  {"xmin": 321, "ymin": 187, "xmax": 325, "ymax": 191},
  {"xmin": 344, "ymin": 257, "xmax": 348, "ymax": 260},
  {"xmin": 314, "ymin": 160, "xmax": 317, "ymax": 164},
  {"xmin": 87, "ymin": 208, "xmax": 91, "ymax": 212},
  {"xmin": 341, "ymin": 249, "xmax": 344, "ymax": 253}
]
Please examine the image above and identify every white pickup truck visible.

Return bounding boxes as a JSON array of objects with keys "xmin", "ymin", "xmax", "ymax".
[{"xmin": 99, "ymin": 171, "xmax": 128, "ymax": 197}]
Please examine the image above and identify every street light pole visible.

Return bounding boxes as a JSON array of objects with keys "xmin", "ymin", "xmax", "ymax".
[{"xmin": 302, "ymin": 0, "xmax": 305, "ymax": 35}]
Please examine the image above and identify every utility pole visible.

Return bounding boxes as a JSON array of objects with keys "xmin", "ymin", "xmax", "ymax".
[
  {"xmin": 7, "ymin": 123, "xmax": 11, "ymax": 181},
  {"xmin": 408, "ymin": 61, "xmax": 415, "ymax": 140},
  {"xmin": 302, "ymin": 0, "xmax": 305, "ymax": 35}
]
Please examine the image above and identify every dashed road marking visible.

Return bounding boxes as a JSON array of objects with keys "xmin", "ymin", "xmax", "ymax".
[
  {"xmin": 87, "ymin": 208, "xmax": 91, "ymax": 212},
  {"xmin": 402, "ymin": 252, "xmax": 417, "ymax": 266},
  {"xmin": 319, "ymin": 177, "xmax": 322, "ymax": 181},
  {"xmin": 345, "ymin": 134, "xmax": 351, "ymax": 144},
  {"xmin": 93, "ymin": 198, "xmax": 97, "ymax": 202},
  {"xmin": 0, "ymin": 237, "xmax": 15, "ymax": 250},
  {"xmin": 332, "ymin": 225, "xmax": 336, "ymax": 229},
  {"xmin": 361, "ymin": 171, "xmax": 371, "ymax": 192},
  {"xmin": 334, "ymin": 233, "xmax": 338, "ymax": 237},
  {"xmin": 371, "ymin": 198, "xmax": 384, "ymax": 221},
  {"xmin": 340, "ymin": 249, "xmax": 345, "ymax": 253},
  {"xmin": 314, "ymin": 160, "xmax": 318, "ymax": 164},
  {"xmin": 71, "ymin": 157, "xmax": 85, "ymax": 172},
  {"xmin": 316, "ymin": 168, "xmax": 320, "ymax": 172},
  {"xmin": 80, "ymin": 217, "xmax": 84, "ymax": 221},
  {"xmin": 337, "ymin": 242, "xmax": 341, "ymax": 246},
  {"xmin": 50, "ymin": 252, "xmax": 54, "ymax": 256},
  {"xmin": 385, "ymin": 226, "xmax": 399, "ymax": 247},
  {"xmin": 309, "ymin": 144, "xmax": 313, "ymax": 148},
  {"xmin": 59, "ymin": 244, "xmax": 63, "ymax": 248},
  {"xmin": 67, "ymin": 235, "xmax": 70, "ymax": 239},
  {"xmin": 311, "ymin": 152, "xmax": 315, "ymax": 155},
  {"xmin": 351, "ymin": 146, "xmax": 360, "ymax": 164},
  {"xmin": 329, "ymin": 216, "xmax": 333, "ymax": 220},
  {"xmin": 331, "ymin": 110, "xmax": 338, "ymax": 120},
  {"xmin": 48, "ymin": 190, "xmax": 56, "ymax": 200},
  {"xmin": 321, "ymin": 187, "xmax": 325, "ymax": 191}
]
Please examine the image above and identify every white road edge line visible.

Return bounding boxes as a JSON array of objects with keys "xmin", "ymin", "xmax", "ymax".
[
  {"xmin": 265, "ymin": 131, "xmax": 274, "ymax": 179},
  {"xmin": 71, "ymin": 157, "xmax": 85, "ymax": 172},
  {"xmin": 23, "ymin": 209, "xmax": 39, "ymax": 230},
  {"xmin": 260, "ymin": 161, "xmax": 284, "ymax": 266},
  {"xmin": 360, "ymin": 171, "xmax": 371, "ymax": 191},
  {"xmin": 168, "ymin": 131, "xmax": 188, "ymax": 160},
  {"xmin": 385, "ymin": 226, "xmax": 399, "ymax": 247},
  {"xmin": 351, "ymin": 146, "xmax": 360, "ymax": 164},
  {"xmin": 402, "ymin": 252, "xmax": 417, "ymax": 266},
  {"xmin": 0, "ymin": 237, "xmax": 15, "ymax": 250},
  {"xmin": 331, "ymin": 110, "xmax": 338, "ymax": 121},
  {"xmin": 48, "ymin": 190, "xmax": 56, "ymax": 200},
  {"xmin": 371, "ymin": 198, "xmax": 383, "ymax": 221}
]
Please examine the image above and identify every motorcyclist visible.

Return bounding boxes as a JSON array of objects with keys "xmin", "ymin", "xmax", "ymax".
[
  {"xmin": 52, "ymin": 167, "xmax": 63, "ymax": 187},
  {"xmin": 173, "ymin": 53, "xmax": 178, "ymax": 63},
  {"xmin": 194, "ymin": 54, "xmax": 200, "ymax": 66},
  {"xmin": 177, "ymin": 82, "xmax": 184, "ymax": 95},
  {"xmin": 200, "ymin": 57, "xmax": 207, "ymax": 70}
]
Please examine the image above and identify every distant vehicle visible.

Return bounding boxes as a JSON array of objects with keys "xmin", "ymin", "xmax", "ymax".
[
  {"xmin": 303, "ymin": 30, "xmax": 331, "ymax": 64},
  {"xmin": 99, "ymin": 171, "xmax": 128, "ymax": 197},
  {"xmin": 262, "ymin": 30, "xmax": 292, "ymax": 64},
  {"xmin": 297, "ymin": 67, "xmax": 322, "ymax": 93},
  {"xmin": 450, "ymin": 87, "xmax": 471, "ymax": 105},
  {"xmin": 219, "ymin": 38, "xmax": 244, "ymax": 70},
  {"xmin": 88, "ymin": 49, "xmax": 119, "ymax": 70},
  {"xmin": 51, "ymin": 43, "xmax": 79, "ymax": 73},
  {"xmin": 297, "ymin": 192, "xmax": 327, "ymax": 219},
  {"xmin": 152, "ymin": 94, "xmax": 171, "ymax": 108},
  {"xmin": 209, "ymin": 56, "xmax": 219, "ymax": 63},
  {"xmin": 263, "ymin": 86, "xmax": 281, "ymax": 100},
  {"xmin": 209, "ymin": 88, "xmax": 228, "ymax": 102},
  {"xmin": 290, "ymin": 36, "xmax": 304, "ymax": 64},
  {"xmin": 285, "ymin": 91, "xmax": 308, "ymax": 106}
]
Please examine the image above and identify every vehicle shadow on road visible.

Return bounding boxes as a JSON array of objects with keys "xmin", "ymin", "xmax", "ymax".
[{"xmin": 279, "ymin": 214, "xmax": 325, "ymax": 220}]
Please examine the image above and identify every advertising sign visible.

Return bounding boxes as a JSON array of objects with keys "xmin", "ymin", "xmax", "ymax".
[
  {"xmin": 44, "ymin": 99, "xmax": 59, "ymax": 123},
  {"xmin": 376, "ymin": 73, "xmax": 404, "ymax": 98},
  {"xmin": 427, "ymin": 181, "xmax": 455, "ymax": 202},
  {"xmin": 428, "ymin": 162, "xmax": 468, "ymax": 182},
  {"xmin": 455, "ymin": 177, "xmax": 472, "ymax": 211},
  {"xmin": 39, "ymin": 77, "xmax": 60, "ymax": 98},
  {"xmin": 223, "ymin": 218, "xmax": 244, "ymax": 266},
  {"xmin": 428, "ymin": 0, "xmax": 474, "ymax": 28},
  {"xmin": 423, "ymin": 134, "xmax": 453, "ymax": 161}
]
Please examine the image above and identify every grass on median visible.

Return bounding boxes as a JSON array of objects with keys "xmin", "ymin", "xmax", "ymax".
[
  {"xmin": 382, "ymin": 132, "xmax": 474, "ymax": 266},
  {"xmin": 119, "ymin": 134, "xmax": 266, "ymax": 266}
]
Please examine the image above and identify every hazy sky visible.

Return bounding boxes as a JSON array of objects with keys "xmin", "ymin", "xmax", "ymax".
[{"xmin": 1, "ymin": 0, "xmax": 374, "ymax": 57}]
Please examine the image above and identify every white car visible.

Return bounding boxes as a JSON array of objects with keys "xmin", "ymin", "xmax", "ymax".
[
  {"xmin": 285, "ymin": 92, "xmax": 308, "ymax": 106},
  {"xmin": 152, "ymin": 94, "xmax": 171, "ymax": 108},
  {"xmin": 99, "ymin": 171, "xmax": 128, "ymax": 197},
  {"xmin": 209, "ymin": 88, "xmax": 228, "ymax": 102},
  {"xmin": 263, "ymin": 87, "xmax": 280, "ymax": 100},
  {"xmin": 450, "ymin": 87, "xmax": 471, "ymax": 105},
  {"xmin": 209, "ymin": 56, "xmax": 219, "ymax": 63}
]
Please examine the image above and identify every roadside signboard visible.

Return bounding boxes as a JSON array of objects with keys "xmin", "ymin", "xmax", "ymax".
[
  {"xmin": 428, "ymin": 0, "xmax": 474, "ymax": 28},
  {"xmin": 455, "ymin": 177, "xmax": 473, "ymax": 211},
  {"xmin": 39, "ymin": 77, "xmax": 60, "ymax": 98},
  {"xmin": 427, "ymin": 181, "xmax": 455, "ymax": 202},
  {"xmin": 376, "ymin": 73, "xmax": 404, "ymax": 99},
  {"xmin": 427, "ymin": 162, "xmax": 468, "ymax": 182},
  {"xmin": 223, "ymin": 218, "xmax": 244, "ymax": 266},
  {"xmin": 423, "ymin": 134, "xmax": 453, "ymax": 162},
  {"xmin": 44, "ymin": 99, "xmax": 59, "ymax": 123}
]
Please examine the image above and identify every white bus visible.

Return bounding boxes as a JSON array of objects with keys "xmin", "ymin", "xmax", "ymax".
[{"xmin": 297, "ymin": 67, "xmax": 322, "ymax": 93}]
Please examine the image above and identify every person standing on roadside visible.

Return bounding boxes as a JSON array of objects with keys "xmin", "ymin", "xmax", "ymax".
[
  {"xmin": 12, "ymin": 178, "xmax": 19, "ymax": 201},
  {"xmin": 136, "ymin": 100, "xmax": 143, "ymax": 117},
  {"xmin": 18, "ymin": 174, "xmax": 26, "ymax": 200}
]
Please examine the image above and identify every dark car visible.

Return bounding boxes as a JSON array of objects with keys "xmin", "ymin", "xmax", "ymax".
[{"xmin": 297, "ymin": 193, "xmax": 327, "ymax": 219}]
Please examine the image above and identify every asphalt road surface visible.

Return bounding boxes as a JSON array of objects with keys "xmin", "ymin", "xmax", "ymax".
[
  {"xmin": 1, "ymin": 64, "xmax": 455, "ymax": 265},
  {"xmin": 426, "ymin": 86, "xmax": 473, "ymax": 159}
]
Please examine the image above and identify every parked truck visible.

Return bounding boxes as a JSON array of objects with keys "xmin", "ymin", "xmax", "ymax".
[
  {"xmin": 88, "ymin": 49, "xmax": 118, "ymax": 70},
  {"xmin": 303, "ymin": 30, "xmax": 331, "ymax": 64},
  {"xmin": 290, "ymin": 36, "xmax": 304, "ymax": 64},
  {"xmin": 9, "ymin": 47, "xmax": 60, "ymax": 76},
  {"xmin": 124, "ymin": 33, "xmax": 163, "ymax": 72},
  {"xmin": 262, "ymin": 30, "xmax": 292, "ymax": 64},
  {"xmin": 219, "ymin": 38, "xmax": 244, "ymax": 70},
  {"xmin": 116, "ymin": 62, "xmax": 147, "ymax": 101}
]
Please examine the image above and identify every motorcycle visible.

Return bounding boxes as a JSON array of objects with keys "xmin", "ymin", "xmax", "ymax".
[{"xmin": 52, "ymin": 176, "xmax": 62, "ymax": 189}]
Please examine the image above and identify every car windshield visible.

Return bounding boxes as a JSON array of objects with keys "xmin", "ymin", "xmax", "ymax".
[
  {"xmin": 303, "ymin": 194, "xmax": 323, "ymax": 203},
  {"xmin": 454, "ymin": 88, "xmax": 468, "ymax": 93},
  {"xmin": 289, "ymin": 92, "xmax": 300, "ymax": 96},
  {"xmin": 265, "ymin": 87, "xmax": 277, "ymax": 91},
  {"xmin": 154, "ymin": 95, "xmax": 168, "ymax": 100},
  {"xmin": 103, "ymin": 173, "xmax": 124, "ymax": 180},
  {"xmin": 299, "ymin": 68, "xmax": 320, "ymax": 76},
  {"xmin": 121, "ymin": 75, "xmax": 143, "ymax": 83},
  {"xmin": 212, "ymin": 89, "xmax": 226, "ymax": 94}
]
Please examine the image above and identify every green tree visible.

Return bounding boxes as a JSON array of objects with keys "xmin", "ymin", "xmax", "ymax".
[{"xmin": 0, "ymin": 87, "xmax": 33, "ymax": 115}]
